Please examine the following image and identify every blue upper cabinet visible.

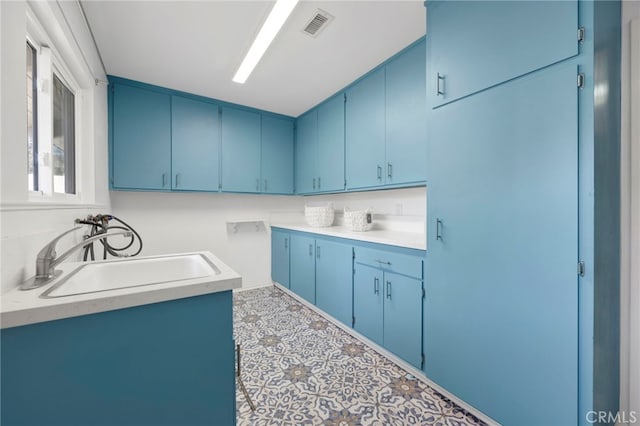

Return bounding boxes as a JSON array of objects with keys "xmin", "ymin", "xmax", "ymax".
[
  {"xmin": 171, "ymin": 96, "xmax": 219, "ymax": 191},
  {"xmin": 295, "ymin": 94, "xmax": 346, "ymax": 194},
  {"xmin": 220, "ymin": 107, "xmax": 261, "ymax": 193},
  {"xmin": 427, "ymin": 0, "xmax": 578, "ymax": 108},
  {"xmin": 261, "ymin": 115, "xmax": 294, "ymax": 194},
  {"xmin": 295, "ymin": 110, "xmax": 317, "ymax": 194},
  {"xmin": 111, "ymin": 83, "xmax": 171, "ymax": 190},
  {"xmin": 385, "ymin": 39, "xmax": 427, "ymax": 185},
  {"xmin": 316, "ymin": 94, "xmax": 346, "ymax": 192},
  {"xmin": 345, "ymin": 69, "xmax": 386, "ymax": 190},
  {"xmin": 345, "ymin": 40, "xmax": 427, "ymax": 190}
]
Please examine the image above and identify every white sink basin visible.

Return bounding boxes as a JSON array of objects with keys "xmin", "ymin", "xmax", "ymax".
[{"xmin": 41, "ymin": 253, "xmax": 220, "ymax": 298}]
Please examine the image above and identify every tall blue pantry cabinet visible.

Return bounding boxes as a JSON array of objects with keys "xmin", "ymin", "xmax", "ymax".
[{"xmin": 423, "ymin": 1, "xmax": 620, "ymax": 425}]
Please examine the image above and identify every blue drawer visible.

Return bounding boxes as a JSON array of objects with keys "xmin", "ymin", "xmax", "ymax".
[{"xmin": 354, "ymin": 246, "xmax": 423, "ymax": 280}]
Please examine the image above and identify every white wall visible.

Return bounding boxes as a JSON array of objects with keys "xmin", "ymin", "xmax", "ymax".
[
  {"xmin": 0, "ymin": 1, "xmax": 109, "ymax": 292},
  {"xmin": 620, "ymin": 0, "xmax": 640, "ymax": 420},
  {"xmin": 110, "ymin": 187, "xmax": 426, "ymax": 289}
]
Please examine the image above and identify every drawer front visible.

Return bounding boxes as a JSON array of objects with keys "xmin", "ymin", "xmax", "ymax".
[{"xmin": 354, "ymin": 246, "xmax": 423, "ymax": 280}]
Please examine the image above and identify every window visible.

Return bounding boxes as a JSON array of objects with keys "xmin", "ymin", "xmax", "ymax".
[
  {"xmin": 22, "ymin": 2, "xmax": 97, "ymax": 205},
  {"xmin": 27, "ymin": 42, "xmax": 38, "ymax": 192},
  {"xmin": 52, "ymin": 74, "xmax": 75, "ymax": 194},
  {"xmin": 26, "ymin": 38, "xmax": 78, "ymax": 199}
]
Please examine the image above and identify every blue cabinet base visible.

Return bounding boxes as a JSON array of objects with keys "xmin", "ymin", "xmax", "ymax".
[{"xmin": 1, "ymin": 292, "xmax": 236, "ymax": 426}]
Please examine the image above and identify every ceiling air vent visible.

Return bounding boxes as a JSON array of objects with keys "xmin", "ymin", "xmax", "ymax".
[{"xmin": 302, "ymin": 9, "xmax": 333, "ymax": 38}]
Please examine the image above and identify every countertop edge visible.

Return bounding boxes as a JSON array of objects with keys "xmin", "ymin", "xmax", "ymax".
[
  {"xmin": 270, "ymin": 223, "xmax": 427, "ymax": 251},
  {"xmin": 1, "ymin": 277, "xmax": 241, "ymax": 329}
]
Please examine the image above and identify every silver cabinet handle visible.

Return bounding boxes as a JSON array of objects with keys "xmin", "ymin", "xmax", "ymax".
[
  {"xmin": 375, "ymin": 259, "xmax": 391, "ymax": 266},
  {"xmin": 387, "ymin": 163, "xmax": 392, "ymax": 178},
  {"xmin": 437, "ymin": 73, "xmax": 445, "ymax": 96},
  {"xmin": 318, "ymin": 177, "xmax": 321, "ymax": 190},
  {"xmin": 436, "ymin": 218, "xmax": 443, "ymax": 241},
  {"xmin": 162, "ymin": 173, "xmax": 167, "ymax": 187},
  {"xmin": 309, "ymin": 244, "xmax": 313, "ymax": 256},
  {"xmin": 377, "ymin": 165, "xmax": 382, "ymax": 180},
  {"xmin": 313, "ymin": 178, "xmax": 316, "ymax": 190},
  {"xmin": 374, "ymin": 277, "xmax": 379, "ymax": 294},
  {"xmin": 284, "ymin": 238, "xmax": 288, "ymax": 249},
  {"xmin": 386, "ymin": 281, "xmax": 392, "ymax": 299}
]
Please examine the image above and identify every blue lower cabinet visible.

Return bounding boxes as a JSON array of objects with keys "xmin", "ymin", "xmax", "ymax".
[
  {"xmin": 354, "ymin": 246, "xmax": 424, "ymax": 368},
  {"xmin": 290, "ymin": 234, "xmax": 316, "ymax": 304},
  {"xmin": 1, "ymin": 292, "xmax": 236, "ymax": 426},
  {"xmin": 353, "ymin": 263, "xmax": 384, "ymax": 346},
  {"xmin": 315, "ymin": 239, "xmax": 353, "ymax": 327},
  {"xmin": 271, "ymin": 229, "xmax": 290, "ymax": 288},
  {"xmin": 383, "ymin": 272, "xmax": 423, "ymax": 368}
]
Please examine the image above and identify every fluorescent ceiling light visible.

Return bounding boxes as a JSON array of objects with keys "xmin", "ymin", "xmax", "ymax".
[{"xmin": 233, "ymin": 0, "xmax": 299, "ymax": 84}]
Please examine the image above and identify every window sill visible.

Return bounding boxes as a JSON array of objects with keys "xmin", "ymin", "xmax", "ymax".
[{"xmin": 0, "ymin": 202, "xmax": 108, "ymax": 212}]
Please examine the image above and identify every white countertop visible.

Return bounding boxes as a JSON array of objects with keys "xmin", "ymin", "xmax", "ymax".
[
  {"xmin": 1, "ymin": 251, "xmax": 241, "ymax": 329},
  {"xmin": 271, "ymin": 222, "xmax": 426, "ymax": 251}
]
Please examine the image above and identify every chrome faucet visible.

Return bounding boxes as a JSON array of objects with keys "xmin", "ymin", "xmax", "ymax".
[{"xmin": 21, "ymin": 226, "xmax": 132, "ymax": 290}]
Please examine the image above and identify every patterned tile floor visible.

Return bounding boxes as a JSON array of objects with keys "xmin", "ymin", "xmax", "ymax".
[{"xmin": 234, "ymin": 286, "xmax": 485, "ymax": 426}]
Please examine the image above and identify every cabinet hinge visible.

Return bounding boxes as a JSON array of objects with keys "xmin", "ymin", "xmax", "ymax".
[
  {"xmin": 577, "ymin": 73, "xmax": 585, "ymax": 89},
  {"xmin": 344, "ymin": 93, "xmax": 347, "ymax": 103},
  {"xmin": 344, "ymin": 179, "xmax": 347, "ymax": 189},
  {"xmin": 352, "ymin": 316, "xmax": 356, "ymax": 327},
  {"xmin": 422, "ymin": 287, "xmax": 425, "ymax": 299},
  {"xmin": 218, "ymin": 183, "xmax": 222, "ymax": 190},
  {"xmin": 578, "ymin": 27, "xmax": 585, "ymax": 43},
  {"xmin": 578, "ymin": 261, "xmax": 586, "ymax": 277},
  {"xmin": 421, "ymin": 353, "xmax": 425, "ymax": 369}
]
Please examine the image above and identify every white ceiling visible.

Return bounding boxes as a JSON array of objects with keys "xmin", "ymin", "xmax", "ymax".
[{"xmin": 82, "ymin": 1, "xmax": 426, "ymax": 117}]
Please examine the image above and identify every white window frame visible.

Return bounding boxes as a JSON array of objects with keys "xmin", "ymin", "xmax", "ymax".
[{"xmin": 26, "ymin": 4, "xmax": 83, "ymax": 204}]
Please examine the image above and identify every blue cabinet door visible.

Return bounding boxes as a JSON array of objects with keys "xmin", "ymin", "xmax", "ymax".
[
  {"xmin": 353, "ymin": 263, "xmax": 384, "ymax": 346},
  {"xmin": 290, "ymin": 234, "xmax": 316, "ymax": 304},
  {"xmin": 345, "ymin": 69, "xmax": 386, "ymax": 190},
  {"xmin": 271, "ymin": 230, "xmax": 290, "ymax": 288},
  {"xmin": 261, "ymin": 115, "xmax": 294, "ymax": 194},
  {"xmin": 221, "ymin": 107, "xmax": 261, "ymax": 193},
  {"xmin": 295, "ymin": 111, "xmax": 317, "ymax": 194},
  {"xmin": 315, "ymin": 239, "xmax": 352, "ymax": 327},
  {"xmin": 425, "ymin": 64, "xmax": 578, "ymax": 425},
  {"xmin": 112, "ymin": 84, "xmax": 171, "ymax": 190},
  {"xmin": 427, "ymin": 0, "xmax": 578, "ymax": 107},
  {"xmin": 316, "ymin": 94, "xmax": 345, "ymax": 192},
  {"xmin": 1, "ymin": 292, "xmax": 235, "ymax": 426},
  {"xmin": 386, "ymin": 40, "xmax": 427, "ymax": 186},
  {"xmin": 171, "ymin": 96, "xmax": 219, "ymax": 191},
  {"xmin": 383, "ymin": 272, "xmax": 422, "ymax": 368}
]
